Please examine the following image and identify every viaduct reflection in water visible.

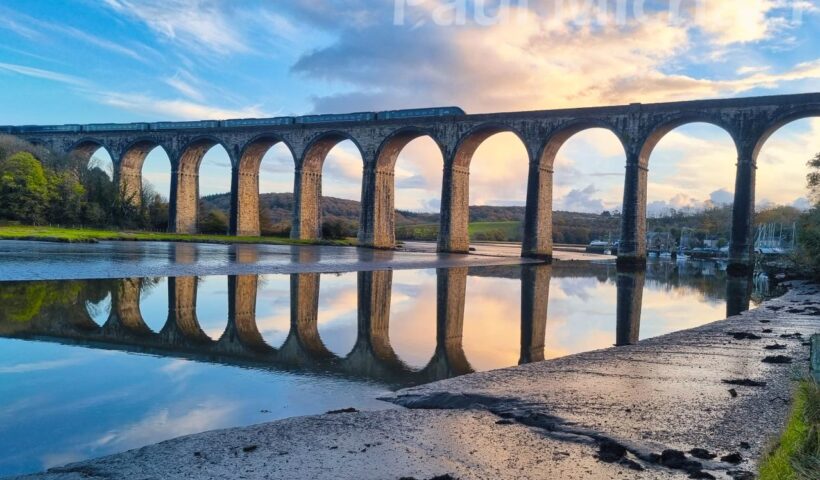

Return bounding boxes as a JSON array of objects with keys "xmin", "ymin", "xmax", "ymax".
[{"xmin": 0, "ymin": 262, "xmax": 754, "ymax": 388}]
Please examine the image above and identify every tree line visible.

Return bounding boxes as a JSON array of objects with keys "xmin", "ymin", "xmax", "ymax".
[{"xmin": 0, "ymin": 136, "xmax": 168, "ymax": 230}]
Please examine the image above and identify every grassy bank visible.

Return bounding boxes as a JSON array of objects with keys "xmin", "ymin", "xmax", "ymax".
[
  {"xmin": 0, "ymin": 226, "xmax": 355, "ymax": 246},
  {"xmin": 396, "ymin": 221, "xmax": 523, "ymax": 242},
  {"xmin": 759, "ymin": 379, "xmax": 819, "ymax": 479}
]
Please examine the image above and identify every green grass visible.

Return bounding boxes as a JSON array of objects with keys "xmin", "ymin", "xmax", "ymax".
[
  {"xmin": 396, "ymin": 221, "xmax": 523, "ymax": 242},
  {"xmin": 467, "ymin": 221, "xmax": 522, "ymax": 240},
  {"xmin": 759, "ymin": 379, "xmax": 820, "ymax": 480},
  {"xmin": 0, "ymin": 225, "xmax": 355, "ymax": 246}
]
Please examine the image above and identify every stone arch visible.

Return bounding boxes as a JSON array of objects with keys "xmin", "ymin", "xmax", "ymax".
[
  {"xmin": 439, "ymin": 123, "xmax": 530, "ymax": 253},
  {"xmin": 752, "ymin": 107, "xmax": 820, "ymax": 161},
  {"xmin": 232, "ymin": 135, "xmax": 297, "ymax": 236},
  {"xmin": 68, "ymin": 137, "xmax": 112, "ymax": 162},
  {"xmin": 292, "ymin": 131, "xmax": 364, "ymax": 240},
  {"xmin": 119, "ymin": 138, "xmax": 170, "ymax": 207},
  {"xmin": 523, "ymin": 120, "xmax": 627, "ymax": 259},
  {"xmin": 360, "ymin": 127, "xmax": 445, "ymax": 248},
  {"xmin": 638, "ymin": 115, "xmax": 737, "ymax": 168},
  {"xmin": 69, "ymin": 138, "xmax": 115, "ymax": 182},
  {"xmin": 637, "ymin": 117, "xmax": 739, "ymax": 267},
  {"xmin": 170, "ymin": 136, "xmax": 231, "ymax": 234}
]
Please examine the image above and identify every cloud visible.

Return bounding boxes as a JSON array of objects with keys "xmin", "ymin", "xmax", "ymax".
[
  {"xmin": 0, "ymin": 61, "xmax": 87, "ymax": 86},
  {"xmin": 556, "ymin": 184, "xmax": 606, "ymax": 213},
  {"xmin": 164, "ymin": 70, "xmax": 205, "ymax": 102},
  {"xmin": 689, "ymin": 0, "xmax": 779, "ymax": 45},
  {"xmin": 710, "ymin": 188, "xmax": 735, "ymax": 205},
  {"xmin": 95, "ymin": 91, "xmax": 265, "ymax": 120},
  {"xmin": 103, "ymin": 0, "xmax": 250, "ymax": 55}
]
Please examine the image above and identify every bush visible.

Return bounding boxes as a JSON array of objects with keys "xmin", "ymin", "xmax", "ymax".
[
  {"xmin": 199, "ymin": 210, "xmax": 229, "ymax": 234},
  {"xmin": 322, "ymin": 217, "xmax": 357, "ymax": 239}
]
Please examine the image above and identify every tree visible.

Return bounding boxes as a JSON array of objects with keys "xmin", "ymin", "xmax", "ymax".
[
  {"xmin": 798, "ymin": 152, "xmax": 820, "ymax": 277},
  {"xmin": 199, "ymin": 209, "xmax": 229, "ymax": 234},
  {"xmin": 0, "ymin": 152, "xmax": 49, "ymax": 224},
  {"xmin": 807, "ymin": 152, "xmax": 820, "ymax": 204}
]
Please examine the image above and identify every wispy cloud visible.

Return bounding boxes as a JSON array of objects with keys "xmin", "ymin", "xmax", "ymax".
[
  {"xmin": 103, "ymin": 0, "xmax": 250, "ymax": 56},
  {"xmin": 0, "ymin": 61, "xmax": 87, "ymax": 86},
  {"xmin": 165, "ymin": 70, "xmax": 206, "ymax": 102},
  {"xmin": 95, "ymin": 90, "xmax": 265, "ymax": 120}
]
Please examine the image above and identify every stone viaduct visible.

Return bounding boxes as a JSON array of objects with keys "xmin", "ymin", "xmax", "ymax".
[{"xmin": 11, "ymin": 92, "xmax": 819, "ymax": 272}]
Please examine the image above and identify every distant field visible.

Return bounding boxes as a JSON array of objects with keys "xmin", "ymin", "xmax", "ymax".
[
  {"xmin": 396, "ymin": 221, "xmax": 523, "ymax": 241},
  {"xmin": 0, "ymin": 226, "xmax": 354, "ymax": 246}
]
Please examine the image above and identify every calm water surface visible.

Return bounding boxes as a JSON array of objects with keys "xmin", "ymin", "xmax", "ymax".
[{"xmin": 0, "ymin": 260, "xmax": 759, "ymax": 476}]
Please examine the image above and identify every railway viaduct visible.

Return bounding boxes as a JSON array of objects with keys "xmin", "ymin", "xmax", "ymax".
[{"xmin": 10, "ymin": 92, "xmax": 820, "ymax": 272}]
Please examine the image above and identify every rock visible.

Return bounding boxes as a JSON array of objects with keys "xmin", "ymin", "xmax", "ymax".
[
  {"xmin": 728, "ymin": 388, "xmax": 738, "ymax": 398},
  {"xmin": 720, "ymin": 452, "xmax": 743, "ymax": 464},
  {"xmin": 722, "ymin": 379, "xmax": 767, "ymax": 387},
  {"xmin": 739, "ymin": 442, "xmax": 750, "ymax": 449},
  {"xmin": 242, "ymin": 445, "xmax": 258, "ymax": 453},
  {"xmin": 326, "ymin": 407, "xmax": 359, "ymax": 414},
  {"xmin": 727, "ymin": 470, "xmax": 755, "ymax": 479},
  {"xmin": 659, "ymin": 449, "xmax": 702, "ymax": 474},
  {"xmin": 762, "ymin": 355, "xmax": 792, "ymax": 364},
  {"xmin": 688, "ymin": 448, "xmax": 717, "ymax": 460},
  {"xmin": 780, "ymin": 332, "xmax": 803, "ymax": 339},
  {"xmin": 689, "ymin": 471, "xmax": 716, "ymax": 479},
  {"xmin": 762, "ymin": 329, "xmax": 773, "ymax": 333},
  {"xmin": 619, "ymin": 458, "xmax": 644, "ymax": 471},
  {"xmin": 596, "ymin": 440, "xmax": 627, "ymax": 463},
  {"xmin": 764, "ymin": 343, "xmax": 787, "ymax": 350},
  {"xmin": 727, "ymin": 332, "xmax": 762, "ymax": 340}
]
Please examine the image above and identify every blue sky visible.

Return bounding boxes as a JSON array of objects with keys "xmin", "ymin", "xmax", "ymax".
[{"xmin": 0, "ymin": 0, "xmax": 818, "ymax": 213}]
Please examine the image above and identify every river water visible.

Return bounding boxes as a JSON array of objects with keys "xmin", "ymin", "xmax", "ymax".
[{"xmin": 0, "ymin": 242, "xmax": 762, "ymax": 476}]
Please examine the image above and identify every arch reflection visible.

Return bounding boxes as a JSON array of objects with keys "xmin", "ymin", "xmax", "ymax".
[{"xmin": 0, "ymin": 262, "xmax": 754, "ymax": 387}]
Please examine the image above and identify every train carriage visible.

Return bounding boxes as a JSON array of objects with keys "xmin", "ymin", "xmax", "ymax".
[
  {"xmin": 15, "ymin": 124, "xmax": 82, "ymax": 133},
  {"xmin": 83, "ymin": 123, "xmax": 149, "ymax": 132},
  {"xmin": 220, "ymin": 117, "xmax": 295, "ymax": 128},
  {"xmin": 152, "ymin": 120, "xmax": 220, "ymax": 130},
  {"xmin": 376, "ymin": 107, "xmax": 465, "ymax": 120},
  {"xmin": 295, "ymin": 112, "xmax": 376, "ymax": 124}
]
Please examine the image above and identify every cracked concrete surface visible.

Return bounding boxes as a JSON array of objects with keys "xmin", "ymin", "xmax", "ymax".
[{"xmin": 12, "ymin": 283, "xmax": 818, "ymax": 480}]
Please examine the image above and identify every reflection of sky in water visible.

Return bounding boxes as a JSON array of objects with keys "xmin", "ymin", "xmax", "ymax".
[
  {"xmin": 389, "ymin": 269, "xmax": 438, "ymax": 370},
  {"xmin": 316, "ymin": 273, "xmax": 359, "ymax": 357},
  {"xmin": 84, "ymin": 292, "xmax": 111, "ymax": 327},
  {"xmin": 0, "ymin": 340, "xmax": 392, "ymax": 476},
  {"xmin": 256, "ymin": 275, "xmax": 290, "ymax": 348},
  {"xmin": 1, "ymin": 263, "xmax": 740, "ymax": 476},
  {"xmin": 139, "ymin": 278, "xmax": 168, "ymax": 332},
  {"xmin": 195, "ymin": 276, "xmax": 230, "ymax": 340}
]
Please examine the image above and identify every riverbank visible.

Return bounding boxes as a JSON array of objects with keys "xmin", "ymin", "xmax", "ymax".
[
  {"xmin": 0, "ymin": 226, "xmax": 354, "ymax": 246},
  {"xmin": 12, "ymin": 283, "xmax": 818, "ymax": 479}
]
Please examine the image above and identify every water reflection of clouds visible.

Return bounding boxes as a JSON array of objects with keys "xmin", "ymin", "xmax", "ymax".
[
  {"xmin": 256, "ymin": 275, "xmax": 291, "ymax": 348},
  {"xmin": 317, "ymin": 273, "xmax": 358, "ymax": 356},
  {"xmin": 389, "ymin": 270, "xmax": 437, "ymax": 370},
  {"xmin": 463, "ymin": 276, "xmax": 522, "ymax": 371},
  {"xmin": 196, "ymin": 277, "xmax": 229, "ymax": 340}
]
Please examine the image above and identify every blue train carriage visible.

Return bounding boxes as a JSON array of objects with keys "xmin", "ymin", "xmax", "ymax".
[
  {"xmin": 220, "ymin": 116, "xmax": 295, "ymax": 128},
  {"xmin": 15, "ymin": 124, "xmax": 82, "ymax": 133},
  {"xmin": 376, "ymin": 106, "xmax": 465, "ymax": 120},
  {"xmin": 295, "ymin": 112, "xmax": 376, "ymax": 124},
  {"xmin": 151, "ymin": 120, "xmax": 220, "ymax": 130},
  {"xmin": 83, "ymin": 122, "xmax": 149, "ymax": 132}
]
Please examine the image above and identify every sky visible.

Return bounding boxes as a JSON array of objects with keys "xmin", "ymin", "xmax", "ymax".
[{"xmin": 0, "ymin": 0, "xmax": 818, "ymax": 214}]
